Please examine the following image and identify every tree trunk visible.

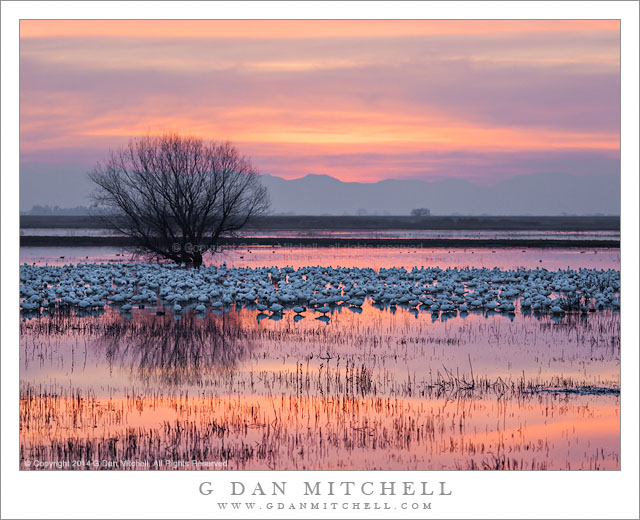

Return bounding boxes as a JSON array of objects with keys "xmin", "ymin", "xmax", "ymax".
[{"xmin": 192, "ymin": 251, "xmax": 203, "ymax": 269}]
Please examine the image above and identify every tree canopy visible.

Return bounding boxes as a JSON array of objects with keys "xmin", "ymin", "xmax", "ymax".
[
  {"xmin": 89, "ymin": 133, "xmax": 270, "ymax": 266},
  {"xmin": 410, "ymin": 207, "xmax": 431, "ymax": 217}
]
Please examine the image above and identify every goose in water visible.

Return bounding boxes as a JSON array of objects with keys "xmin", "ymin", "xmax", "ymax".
[
  {"xmin": 19, "ymin": 263, "xmax": 620, "ymax": 321},
  {"xmin": 269, "ymin": 303, "xmax": 284, "ymax": 314}
]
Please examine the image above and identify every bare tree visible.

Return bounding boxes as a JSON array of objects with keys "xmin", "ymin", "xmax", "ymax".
[{"xmin": 89, "ymin": 133, "xmax": 269, "ymax": 267}]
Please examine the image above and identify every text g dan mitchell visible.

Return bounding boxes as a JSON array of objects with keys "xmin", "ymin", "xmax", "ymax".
[{"xmin": 199, "ymin": 480, "xmax": 453, "ymax": 497}]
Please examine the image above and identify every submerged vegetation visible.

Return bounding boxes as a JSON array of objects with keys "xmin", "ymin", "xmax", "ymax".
[
  {"xmin": 20, "ymin": 383, "xmax": 619, "ymax": 471},
  {"xmin": 20, "ymin": 293, "xmax": 620, "ymax": 470}
]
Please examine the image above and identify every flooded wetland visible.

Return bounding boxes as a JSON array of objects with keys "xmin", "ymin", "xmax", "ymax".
[{"xmin": 19, "ymin": 246, "xmax": 620, "ymax": 470}]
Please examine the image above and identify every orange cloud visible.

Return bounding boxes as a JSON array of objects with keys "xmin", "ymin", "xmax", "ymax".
[
  {"xmin": 75, "ymin": 104, "xmax": 618, "ymax": 152},
  {"xmin": 20, "ymin": 19, "xmax": 619, "ymax": 40}
]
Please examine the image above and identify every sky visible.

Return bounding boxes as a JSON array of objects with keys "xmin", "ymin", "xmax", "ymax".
[{"xmin": 20, "ymin": 20, "xmax": 620, "ymax": 208}]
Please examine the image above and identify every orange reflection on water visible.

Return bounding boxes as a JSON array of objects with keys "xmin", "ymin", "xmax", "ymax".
[
  {"xmin": 20, "ymin": 289, "xmax": 620, "ymax": 470},
  {"xmin": 215, "ymin": 246, "xmax": 620, "ymax": 271},
  {"xmin": 20, "ymin": 391, "xmax": 619, "ymax": 470},
  {"xmin": 20, "ymin": 246, "xmax": 621, "ymax": 270}
]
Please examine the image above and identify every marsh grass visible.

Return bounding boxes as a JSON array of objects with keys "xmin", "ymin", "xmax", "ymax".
[
  {"xmin": 20, "ymin": 382, "xmax": 619, "ymax": 470},
  {"xmin": 20, "ymin": 304, "xmax": 620, "ymax": 470}
]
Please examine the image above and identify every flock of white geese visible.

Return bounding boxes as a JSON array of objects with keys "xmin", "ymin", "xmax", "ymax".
[{"xmin": 20, "ymin": 262, "xmax": 620, "ymax": 321}]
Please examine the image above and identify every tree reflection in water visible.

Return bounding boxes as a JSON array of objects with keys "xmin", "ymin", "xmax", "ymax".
[
  {"xmin": 22, "ymin": 308, "xmax": 253, "ymax": 387},
  {"xmin": 97, "ymin": 311, "xmax": 252, "ymax": 386}
]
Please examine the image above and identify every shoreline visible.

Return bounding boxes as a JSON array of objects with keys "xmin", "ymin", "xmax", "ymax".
[
  {"xmin": 20, "ymin": 236, "xmax": 620, "ymax": 249},
  {"xmin": 20, "ymin": 215, "xmax": 621, "ymax": 231}
]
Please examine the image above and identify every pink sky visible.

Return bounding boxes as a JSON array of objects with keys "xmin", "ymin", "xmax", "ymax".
[{"xmin": 20, "ymin": 20, "xmax": 620, "ymax": 206}]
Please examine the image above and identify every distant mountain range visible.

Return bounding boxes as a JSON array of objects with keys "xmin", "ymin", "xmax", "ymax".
[
  {"xmin": 260, "ymin": 172, "xmax": 620, "ymax": 216},
  {"xmin": 21, "ymin": 172, "xmax": 619, "ymax": 216}
]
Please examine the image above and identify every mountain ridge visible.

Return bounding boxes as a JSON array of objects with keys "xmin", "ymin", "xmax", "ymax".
[{"xmin": 259, "ymin": 172, "xmax": 620, "ymax": 216}]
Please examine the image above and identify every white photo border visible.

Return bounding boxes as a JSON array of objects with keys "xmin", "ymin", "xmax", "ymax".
[{"xmin": 2, "ymin": 2, "xmax": 638, "ymax": 519}]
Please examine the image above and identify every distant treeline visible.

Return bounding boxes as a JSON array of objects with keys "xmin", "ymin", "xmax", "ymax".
[
  {"xmin": 21, "ymin": 215, "xmax": 620, "ymax": 231},
  {"xmin": 20, "ymin": 205, "xmax": 106, "ymax": 216}
]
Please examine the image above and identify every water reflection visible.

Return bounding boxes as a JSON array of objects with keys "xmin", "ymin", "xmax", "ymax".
[
  {"xmin": 21, "ymin": 309, "xmax": 252, "ymax": 388},
  {"xmin": 98, "ymin": 312, "xmax": 252, "ymax": 386},
  {"xmin": 20, "ymin": 298, "xmax": 620, "ymax": 470},
  {"xmin": 19, "ymin": 389, "xmax": 620, "ymax": 470},
  {"xmin": 20, "ymin": 245, "xmax": 620, "ymax": 270}
]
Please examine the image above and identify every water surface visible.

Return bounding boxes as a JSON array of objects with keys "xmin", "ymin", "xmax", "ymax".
[
  {"xmin": 19, "ymin": 244, "xmax": 620, "ymax": 470},
  {"xmin": 20, "ymin": 227, "xmax": 620, "ymax": 241},
  {"xmin": 20, "ymin": 246, "xmax": 620, "ymax": 271},
  {"xmin": 20, "ymin": 300, "xmax": 620, "ymax": 470}
]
